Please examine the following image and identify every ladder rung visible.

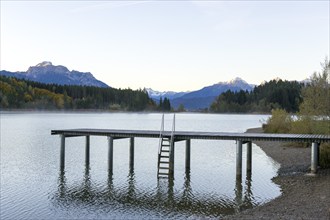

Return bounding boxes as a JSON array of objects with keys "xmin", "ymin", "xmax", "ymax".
[
  {"xmin": 160, "ymin": 156, "xmax": 169, "ymax": 159},
  {"xmin": 158, "ymin": 172, "xmax": 169, "ymax": 175},
  {"xmin": 159, "ymin": 167, "xmax": 169, "ymax": 169},
  {"xmin": 159, "ymin": 161, "xmax": 170, "ymax": 164},
  {"xmin": 158, "ymin": 176, "xmax": 169, "ymax": 179},
  {"xmin": 162, "ymin": 144, "xmax": 170, "ymax": 146},
  {"xmin": 161, "ymin": 150, "xmax": 170, "ymax": 152}
]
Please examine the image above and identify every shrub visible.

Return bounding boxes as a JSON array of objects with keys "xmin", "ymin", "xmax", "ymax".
[
  {"xmin": 290, "ymin": 116, "xmax": 313, "ymax": 134},
  {"xmin": 264, "ymin": 109, "xmax": 292, "ymax": 133}
]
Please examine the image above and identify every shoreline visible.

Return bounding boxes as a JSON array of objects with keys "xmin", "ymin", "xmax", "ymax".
[{"xmin": 226, "ymin": 127, "xmax": 330, "ymax": 219}]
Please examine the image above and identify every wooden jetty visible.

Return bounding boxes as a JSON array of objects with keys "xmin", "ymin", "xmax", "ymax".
[{"xmin": 51, "ymin": 126, "xmax": 330, "ymax": 178}]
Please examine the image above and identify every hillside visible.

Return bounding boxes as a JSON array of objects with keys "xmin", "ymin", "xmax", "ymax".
[{"xmin": 0, "ymin": 76, "xmax": 155, "ymax": 111}]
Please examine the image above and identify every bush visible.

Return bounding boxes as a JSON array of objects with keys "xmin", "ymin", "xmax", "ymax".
[
  {"xmin": 264, "ymin": 109, "xmax": 292, "ymax": 133},
  {"xmin": 290, "ymin": 116, "xmax": 313, "ymax": 134}
]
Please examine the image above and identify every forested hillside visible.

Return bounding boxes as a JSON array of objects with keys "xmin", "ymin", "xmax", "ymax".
[
  {"xmin": 0, "ymin": 76, "xmax": 156, "ymax": 111},
  {"xmin": 210, "ymin": 79, "xmax": 303, "ymax": 113}
]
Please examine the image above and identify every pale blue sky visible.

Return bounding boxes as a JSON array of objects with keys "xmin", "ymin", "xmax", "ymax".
[{"xmin": 1, "ymin": 1, "xmax": 329, "ymax": 91}]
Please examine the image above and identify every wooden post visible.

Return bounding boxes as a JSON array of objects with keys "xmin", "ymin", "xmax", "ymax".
[
  {"xmin": 129, "ymin": 137, "xmax": 134, "ymax": 172},
  {"xmin": 185, "ymin": 139, "xmax": 191, "ymax": 172},
  {"xmin": 236, "ymin": 140, "xmax": 243, "ymax": 177},
  {"xmin": 246, "ymin": 141, "xmax": 252, "ymax": 173},
  {"xmin": 108, "ymin": 137, "xmax": 114, "ymax": 175},
  {"xmin": 169, "ymin": 142, "xmax": 175, "ymax": 178},
  {"xmin": 317, "ymin": 143, "xmax": 320, "ymax": 167},
  {"xmin": 60, "ymin": 135, "xmax": 65, "ymax": 171},
  {"xmin": 311, "ymin": 142, "xmax": 319, "ymax": 174},
  {"xmin": 85, "ymin": 136, "xmax": 90, "ymax": 166}
]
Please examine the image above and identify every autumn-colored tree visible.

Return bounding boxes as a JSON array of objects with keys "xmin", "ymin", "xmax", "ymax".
[{"xmin": 299, "ymin": 58, "xmax": 330, "ymax": 119}]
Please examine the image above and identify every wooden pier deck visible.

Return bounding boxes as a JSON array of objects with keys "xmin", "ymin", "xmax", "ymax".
[
  {"xmin": 52, "ymin": 128, "xmax": 330, "ymax": 143},
  {"xmin": 51, "ymin": 128, "xmax": 330, "ymax": 178}
]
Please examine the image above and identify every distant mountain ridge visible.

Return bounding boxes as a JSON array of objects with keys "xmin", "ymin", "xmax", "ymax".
[
  {"xmin": 1, "ymin": 62, "xmax": 255, "ymax": 110},
  {"xmin": 148, "ymin": 77, "xmax": 255, "ymax": 110},
  {"xmin": 146, "ymin": 88, "xmax": 189, "ymax": 100},
  {"xmin": 0, "ymin": 61, "xmax": 109, "ymax": 88}
]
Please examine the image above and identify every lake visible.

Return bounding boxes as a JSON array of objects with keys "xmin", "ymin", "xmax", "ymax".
[{"xmin": 0, "ymin": 112, "xmax": 281, "ymax": 219}]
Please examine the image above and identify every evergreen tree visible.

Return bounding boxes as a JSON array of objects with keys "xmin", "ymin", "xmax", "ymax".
[{"xmin": 163, "ymin": 97, "xmax": 171, "ymax": 111}]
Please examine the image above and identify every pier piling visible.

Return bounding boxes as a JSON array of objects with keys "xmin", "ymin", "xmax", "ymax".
[
  {"xmin": 129, "ymin": 137, "xmax": 134, "ymax": 172},
  {"xmin": 169, "ymin": 143, "xmax": 175, "ymax": 178},
  {"xmin": 108, "ymin": 137, "xmax": 114, "ymax": 175},
  {"xmin": 311, "ymin": 142, "xmax": 319, "ymax": 174},
  {"xmin": 185, "ymin": 139, "xmax": 191, "ymax": 172},
  {"xmin": 60, "ymin": 135, "xmax": 65, "ymax": 170},
  {"xmin": 236, "ymin": 140, "xmax": 243, "ymax": 177},
  {"xmin": 85, "ymin": 136, "xmax": 90, "ymax": 166},
  {"xmin": 246, "ymin": 141, "xmax": 252, "ymax": 173}
]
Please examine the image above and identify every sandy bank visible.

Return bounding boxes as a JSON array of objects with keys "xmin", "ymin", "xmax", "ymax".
[{"xmin": 225, "ymin": 127, "xmax": 330, "ymax": 220}]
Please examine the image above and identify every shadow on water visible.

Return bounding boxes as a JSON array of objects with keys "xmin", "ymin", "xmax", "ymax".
[{"xmin": 53, "ymin": 166, "xmax": 259, "ymax": 218}]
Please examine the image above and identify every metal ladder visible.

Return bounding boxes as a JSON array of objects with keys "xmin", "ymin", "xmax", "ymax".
[{"xmin": 157, "ymin": 114, "xmax": 175, "ymax": 178}]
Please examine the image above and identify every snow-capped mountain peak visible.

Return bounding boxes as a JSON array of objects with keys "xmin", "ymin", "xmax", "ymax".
[
  {"xmin": 146, "ymin": 88, "xmax": 188, "ymax": 100},
  {"xmin": 217, "ymin": 77, "xmax": 246, "ymax": 85},
  {"xmin": 228, "ymin": 77, "xmax": 246, "ymax": 84},
  {"xmin": 36, "ymin": 61, "xmax": 53, "ymax": 67}
]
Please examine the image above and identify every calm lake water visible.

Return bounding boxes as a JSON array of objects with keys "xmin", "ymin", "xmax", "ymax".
[{"xmin": 0, "ymin": 112, "xmax": 281, "ymax": 219}]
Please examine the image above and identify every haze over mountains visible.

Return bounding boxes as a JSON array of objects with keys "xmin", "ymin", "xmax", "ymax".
[{"xmin": 1, "ymin": 62, "xmax": 255, "ymax": 110}]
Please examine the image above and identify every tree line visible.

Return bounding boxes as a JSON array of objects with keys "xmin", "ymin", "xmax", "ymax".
[
  {"xmin": 210, "ymin": 79, "xmax": 303, "ymax": 113},
  {"xmin": 0, "ymin": 76, "xmax": 157, "ymax": 111}
]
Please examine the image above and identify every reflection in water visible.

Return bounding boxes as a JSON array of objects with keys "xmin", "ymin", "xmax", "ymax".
[
  {"xmin": 53, "ymin": 166, "xmax": 259, "ymax": 218},
  {"xmin": 182, "ymin": 170, "xmax": 192, "ymax": 202},
  {"xmin": 234, "ymin": 172, "xmax": 255, "ymax": 213},
  {"xmin": 57, "ymin": 170, "xmax": 67, "ymax": 201},
  {"xmin": 244, "ymin": 172, "xmax": 254, "ymax": 209},
  {"xmin": 235, "ymin": 175, "xmax": 243, "ymax": 213}
]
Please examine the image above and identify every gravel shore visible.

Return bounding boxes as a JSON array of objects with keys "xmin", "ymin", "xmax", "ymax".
[{"xmin": 225, "ymin": 127, "xmax": 330, "ymax": 220}]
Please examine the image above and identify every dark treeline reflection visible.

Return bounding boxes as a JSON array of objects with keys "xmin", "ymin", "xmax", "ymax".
[{"xmin": 53, "ymin": 167, "xmax": 257, "ymax": 218}]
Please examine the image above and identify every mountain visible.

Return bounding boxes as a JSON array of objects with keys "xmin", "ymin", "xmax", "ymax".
[
  {"xmin": 145, "ymin": 88, "xmax": 188, "ymax": 100},
  {"xmin": 172, "ymin": 77, "xmax": 255, "ymax": 110},
  {"xmin": 0, "ymin": 61, "xmax": 109, "ymax": 88},
  {"xmin": 148, "ymin": 77, "xmax": 255, "ymax": 110}
]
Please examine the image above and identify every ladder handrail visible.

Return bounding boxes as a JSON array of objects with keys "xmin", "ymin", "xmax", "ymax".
[
  {"xmin": 169, "ymin": 114, "xmax": 175, "ymax": 158},
  {"xmin": 158, "ymin": 114, "xmax": 165, "ymax": 155},
  {"xmin": 171, "ymin": 114, "xmax": 175, "ymax": 143}
]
